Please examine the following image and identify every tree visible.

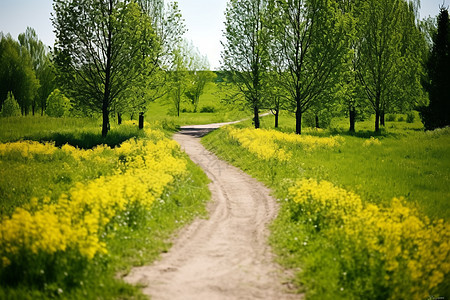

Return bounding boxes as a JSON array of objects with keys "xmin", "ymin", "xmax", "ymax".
[
  {"xmin": 221, "ymin": 0, "xmax": 271, "ymax": 129},
  {"xmin": 46, "ymin": 89, "xmax": 71, "ymax": 117},
  {"xmin": 355, "ymin": 0, "xmax": 424, "ymax": 132},
  {"xmin": 184, "ymin": 43, "xmax": 215, "ymax": 112},
  {"xmin": 130, "ymin": 0, "xmax": 186, "ymax": 118},
  {"xmin": 0, "ymin": 33, "xmax": 39, "ymax": 115},
  {"xmin": 419, "ymin": 7, "xmax": 450, "ymax": 130},
  {"xmin": 1, "ymin": 92, "xmax": 21, "ymax": 117},
  {"xmin": 52, "ymin": 0, "xmax": 158, "ymax": 137},
  {"xmin": 168, "ymin": 41, "xmax": 191, "ymax": 117},
  {"xmin": 37, "ymin": 56, "xmax": 56, "ymax": 116},
  {"xmin": 269, "ymin": 0, "xmax": 349, "ymax": 134},
  {"xmin": 18, "ymin": 27, "xmax": 56, "ymax": 116}
]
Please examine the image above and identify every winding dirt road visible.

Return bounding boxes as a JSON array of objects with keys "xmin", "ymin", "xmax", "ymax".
[{"xmin": 124, "ymin": 122, "xmax": 300, "ymax": 299}]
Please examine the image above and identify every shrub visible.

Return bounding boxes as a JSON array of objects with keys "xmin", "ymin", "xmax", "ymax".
[
  {"xmin": 46, "ymin": 89, "xmax": 71, "ymax": 117},
  {"xmin": 406, "ymin": 111, "xmax": 415, "ymax": 123},
  {"xmin": 303, "ymin": 111, "xmax": 332, "ymax": 128},
  {"xmin": 1, "ymin": 92, "xmax": 21, "ymax": 117},
  {"xmin": 398, "ymin": 115, "xmax": 405, "ymax": 122},
  {"xmin": 386, "ymin": 114, "xmax": 396, "ymax": 122},
  {"xmin": 200, "ymin": 105, "xmax": 215, "ymax": 113}
]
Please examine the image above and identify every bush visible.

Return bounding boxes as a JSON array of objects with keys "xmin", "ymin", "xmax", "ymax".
[
  {"xmin": 406, "ymin": 111, "xmax": 415, "ymax": 123},
  {"xmin": 1, "ymin": 92, "xmax": 21, "ymax": 117},
  {"xmin": 46, "ymin": 89, "xmax": 71, "ymax": 117},
  {"xmin": 398, "ymin": 116, "xmax": 405, "ymax": 122},
  {"xmin": 303, "ymin": 111, "xmax": 332, "ymax": 128},
  {"xmin": 200, "ymin": 105, "xmax": 215, "ymax": 113},
  {"xmin": 386, "ymin": 114, "xmax": 396, "ymax": 122}
]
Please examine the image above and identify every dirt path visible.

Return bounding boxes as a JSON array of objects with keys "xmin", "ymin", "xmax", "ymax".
[{"xmin": 124, "ymin": 122, "xmax": 300, "ymax": 299}]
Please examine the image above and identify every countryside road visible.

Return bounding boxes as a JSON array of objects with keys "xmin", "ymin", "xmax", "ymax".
[{"xmin": 124, "ymin": 122, "xmax": 299, "ymax": 299}]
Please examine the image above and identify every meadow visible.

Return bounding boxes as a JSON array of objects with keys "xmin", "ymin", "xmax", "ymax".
[
  {"xmin": 144, "ymin": 81, "xmax": 247, "ymax": 126},
  {"xmin": 202, "ymin": 112, "xmax": 450, "ymax": 299},
  {"xmin": 1, "ymin": 84, "xmax": 449, "ymax": 299},
  {"xmin": 0, "ymin": 118, "xmax": 210, "ymax": 299}
]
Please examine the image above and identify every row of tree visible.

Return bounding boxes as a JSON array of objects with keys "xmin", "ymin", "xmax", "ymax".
[
  {"xmin": 0, "ymin": 28, "xmax": 56, "ymax": 116},
  {"xmin": 1, "ymin": 1, "xmax": 215, "ymax": 137},
  {"xmin": 221, "ymin": 0, "xmax": 433, "ymax": 133},
  {"xmin": 52, "ymin": 0, "xmax": 216, "ymax": 136}
]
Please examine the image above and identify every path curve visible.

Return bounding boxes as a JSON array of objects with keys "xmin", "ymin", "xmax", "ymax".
[{"xmin": 124, "ymin": 122, "xmax": 300, "ymax": 299}]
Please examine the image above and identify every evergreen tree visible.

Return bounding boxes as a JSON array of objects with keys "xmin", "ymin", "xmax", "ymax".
[
  {"xmin": 1, "ymin": 91, "xmax": 21, "ymax": 117},
  {"xmin": 419, "ymin": 7, "xmax": 450, "ymax": 130}
]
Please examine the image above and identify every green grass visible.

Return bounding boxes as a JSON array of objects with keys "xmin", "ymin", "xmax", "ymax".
[
  {"xmin": 203, "ymin": 115, "xmax": 450, "ymax": 220},
  {"xmin": 201, "ymin": 117, "xmax": 450, "ymax": 299},
  {"xmin": 0, "ymin": 116, "xmax": 148, "ymax": 149},
  {"xmin": 0, "ymin": 116, "xmax": 100, "ymax": 143},
  {"xmin": 143, "ymin": 82, "xmax": 247, "ymax": 127},
  {"xmin": 0, "ymin": 118, "xmax": 211, "ymax": 299},
  {"xmin": 0, "ymin": 157, "xmax": 210, "ymax": 299}
]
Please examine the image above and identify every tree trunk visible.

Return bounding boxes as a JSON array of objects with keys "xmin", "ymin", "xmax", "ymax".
[
  {"xmin": 315, "ymin": 114, "xmax": 320, "ymax": 128},
  {"xmin": 102, "ymin": 1, "xmax": 113, "ymax": 138},
  {"xmin": 380, "ymin": 110, "xmax": 385, "ymax": 126},
  {"xmin": 374, "ymin": 92, "xmax": 381, "ymax": 133},
  {"xmin": 139, "ymin": 112, "xmax": 144, "ymax": 129},
  {"xmin": 194, "ymin": 96, "xmax": 199, "ymax": 113},
  {"xmin": 274, "ymin": 108, "xmax": 279, "ymax": 128},
  {"xmin": 253, "ymin": 104, "xmax": 260, "ymax": 129},
  {"xmin": 375, "ymin": 109, "xmax": 380, "ymax": 133},
  {"xmin": 117, "ymin": 112, "xmax": 122, "ymax": 125},
  {"xmin": 349, "ymin": 107, "xmax": 356, "ymax": 132},
  {"xmin": 295, "ymin": 100, "xmax": 302, "ymax": 135},
  {"xmin": 102, "ymin": 107, "xmax": 110, "ymax": 137}
]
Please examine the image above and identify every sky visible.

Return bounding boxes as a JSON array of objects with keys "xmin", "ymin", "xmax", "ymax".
[{"xmin": 0, "ymin": 0, "xmax": 446, "ymax": 70}]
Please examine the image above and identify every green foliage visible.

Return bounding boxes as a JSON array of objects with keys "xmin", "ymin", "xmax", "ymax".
[
  {"xmin": 355, "ymin": 0, "xmax": 426, "ymax": 132},
  {"xmin": 406, "ymin": 111, "xmax": 415, "ymax": 123},
  {"xmin": 221, "ymin": 0, "xmax": 271, "ymax": 128},
  {"xmin": 419, "ymin": 7, "xmax": 450, "ymax": 130},
  {"xmin": 18, "ymin": 27, "xmax": 55, "ymax": 115},
  {"xmin": 269, "ymin": 0, "xmax": 350, "ymax": 134},
  {"xmin": 1, "ymin": 92, "xmax": 21, "ymax": 117},
  {"xmin": 386, "ymin": 114, "xmax": 397, "ymax": 122},
  {"xmin": 167, "ymin": 40, "xmax": 193, "ymax": 117},
  {"xmin": 45, "ymin": 89, "xmax": 71, "ymax": 117},
  {"xmin": 52, "ymin": 0, "xmax": 159, "ymax": 136},
  {"xmin": 0, "ymin": 33, "xmax": 39, "ymax": 115},
  {"xmin": 185, "ymin": 70, "xmax": 215, "ymax": 112},
  {"xmin": 199, "ymin": 105, "xmax": 216, "ymax": 113}
]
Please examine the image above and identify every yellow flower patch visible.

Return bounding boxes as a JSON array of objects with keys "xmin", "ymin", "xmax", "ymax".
[
  {"xmin": 0, "ymin": 129, "xmax": 187, "ymax": 264},
  {"xmin": 225, "ymin": 127, "xmax": 342, "ymax": 162},
  {"xmin": 289, "ymin": 179, "xmax": 450, "ymax": 299}
]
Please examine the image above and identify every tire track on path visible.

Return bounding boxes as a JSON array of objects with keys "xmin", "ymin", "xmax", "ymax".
[{"xmin": 124, "ymin": 122, "xmax": 300, "ymax": 299}]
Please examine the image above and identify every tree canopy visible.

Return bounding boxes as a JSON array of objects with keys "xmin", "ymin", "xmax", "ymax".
[
  {"xmin": 419, "ymin": 7, "xmax": 450, "ymax": 130},
  {"xmin": 52, "ymin": 0, "xmax": 159, "ymax": 136}
]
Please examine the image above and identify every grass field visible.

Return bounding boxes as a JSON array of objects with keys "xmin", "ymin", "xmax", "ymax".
[
  {"xmin": 1, "ymin": 84, "xmax": 449, "ymax": 299},
  {"xmin": 142, "ymin": 82, "xmax": 247, "ymax": 126},
  {"xmin": 202, "ymin": 113, "xmax": 450, "ymax": 299},
  {"xmin": 0, "ymin": 118, "xmax": 210, "ymax": 299}
]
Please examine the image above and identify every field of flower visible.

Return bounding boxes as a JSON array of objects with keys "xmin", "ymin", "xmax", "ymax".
[
  {"xmin": 0, "ymin": 118, "xmax": 210, "ymax": 299},
  {"xmin": 203, "ymin": 124, "xmax": 450, "ymax": 299}
]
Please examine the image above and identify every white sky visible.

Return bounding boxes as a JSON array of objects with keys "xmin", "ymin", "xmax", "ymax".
[{"xmin": 0, "ymin": 0, "xmax": 446, "ymax": 70}]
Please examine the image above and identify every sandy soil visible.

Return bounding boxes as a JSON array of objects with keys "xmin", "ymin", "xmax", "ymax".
[{"xmin": 124, "ymin": 122, "xmax": 300, "ymax": 299}]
